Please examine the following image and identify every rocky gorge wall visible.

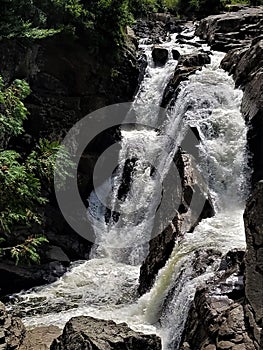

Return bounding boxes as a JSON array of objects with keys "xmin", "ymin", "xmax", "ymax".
[{"xmin": 177, "ymin": 7, "xmax": 263, "ymax": 350}]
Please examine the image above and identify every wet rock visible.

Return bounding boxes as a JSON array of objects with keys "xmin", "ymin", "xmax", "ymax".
[
  {"xmin": 138, "ymin": 151, "xmax": 214, "ymax": 295},
  {"xmin": 177, "ymin": 39, "xmax": 202, "ymax": 48},
  {"xmin": 196, "ymin": 7, "xmax": 263, "ymax": 52},
  {"xmin": 20, "ymin": 326, "xmax": 61, "ymax": 350},
  {"xmin": 179, "ymin": 250, "xmax": 256, "ymax": 350},
  {"xmin": 50, "ymin": 316, "xmax": 161, "ymax": 350},
  {"xmin": 178, "ymin": 52, "xmax": 211, "ymax": 68},
  {"xmin": 172, "ymin": 49, "xmax": 181, "ymax": 60},
  {"xmin": 221, "ymin": 38, "xmax": 263, "ymax": 184},
  {"xmin": 0, "ymin": 260, "xmax": 67, "ymax": 296},
  {"xmin": 46, "ymin": 246, "xmax": 70, "ymax": 264},
  {"xmin": 161, "ymin": 52, "xmax": 211, "ymax": 108},
  {"xmin": 244, "ymin": 181, "xmax": 263, "ymax": 348},
  {"xmin": 152, "ymin": 47, "xmax": 169, "ymax": 66},
  {"xmin": 0, "ymin": 302, "xmax": 25, "ymax": 349},
  {"xmin": 133, "ymin": 19, "xmax": 168, "ymax": 44},
  {"xmin": 177, "ymin": 33, "xmax": 195, "ymax": 41}
]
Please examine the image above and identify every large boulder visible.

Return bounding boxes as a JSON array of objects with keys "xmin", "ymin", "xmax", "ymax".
[
  {"xmin": 179, "ymin": 251, "xmax": 257, "ymax": 350},
  {"xmin": 152, "ymin": 47, "xmax": 169, "ymax": 66},
  {"xmin": 50, "ymin": 316, "xmax": 161, "ymax": 350},
  {"xmin": 244, "ymin": 181, "xmax": 263, "ymax": 348},
  {"xmin": 196, "ymin": 7, "xmax": 263, "ymax": 51},
  {"xmin": 178, "ymin": 52, "xmax": 211, "ymax": 68},
  {"xmin": 0, "ymin": 302, "xmax": 25, "ymax": 349}
]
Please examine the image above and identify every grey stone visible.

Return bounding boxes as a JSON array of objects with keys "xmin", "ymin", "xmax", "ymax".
[{"xmin": 50, "ymin": 316, "xmax": 161, "ymax": 350}]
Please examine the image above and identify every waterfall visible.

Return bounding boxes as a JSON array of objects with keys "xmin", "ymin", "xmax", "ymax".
[
  {"xmin": 135, "ymin": 51, "xmax": 248, "ymax": 350},
  {"xmin": 7, "ymin": 28, "xmax": 249, "ymax": 350},
  {"xmin": 88, "ymin": 33, "xmax": 182, "ymax": 264}
]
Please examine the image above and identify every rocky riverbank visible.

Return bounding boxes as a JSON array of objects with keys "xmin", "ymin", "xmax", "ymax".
[{"xmin": 175, "ymin": 6, "xmax": 263, "ymax": 350}]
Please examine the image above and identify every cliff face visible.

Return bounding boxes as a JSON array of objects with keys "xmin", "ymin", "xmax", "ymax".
[
  {"xmin": 220, "ymin": 21, "xmax": 263, "ymax": 348},
  {"xmin": 179, "ymin": 251, "xmax": 257, "ymax": 350},
  {"xmin": 221, "ymin": 37, "xmax": 263, "ymax": 185},
  {"xmin": 195, "ymin": 7, "xmax": 263, "ymax": 51},
  {"xmin": 0, "ymin": 32, "xmax": 140, "ymax": 140},
  {"xmin": 244, "ymin": 183, "xmax": 263, "ymax": 348}
]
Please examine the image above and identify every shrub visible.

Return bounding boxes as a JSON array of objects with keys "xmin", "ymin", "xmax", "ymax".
[{"xmin": 0, "ymin": 75, "xmax": 73, "ymax": 264}]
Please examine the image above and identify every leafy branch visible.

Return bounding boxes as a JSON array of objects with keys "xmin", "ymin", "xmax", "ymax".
[{"xmin": 0, "ymin": 236, "xmax": 48, "ymax": 265}]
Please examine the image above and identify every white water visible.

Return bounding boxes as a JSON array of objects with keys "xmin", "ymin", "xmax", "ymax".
[{"xmin": 7, "ymin": 30, "xmax": 248, "ymax": 350}]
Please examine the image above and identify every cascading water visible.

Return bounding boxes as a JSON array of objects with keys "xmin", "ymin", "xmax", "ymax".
[{"xmin": 7, "ymin": 28, "xmax": 249, "ymax": 350}]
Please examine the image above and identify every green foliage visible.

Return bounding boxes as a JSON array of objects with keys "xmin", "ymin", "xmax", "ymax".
[
  {"xmin": 0, "ymin": 236, "xmax": 48, "ymax": 265},
  {"xmin": 0, "ymin": 75, "xmax": 74, "ymax": 265},
  {"xmin": 27, "ymin": 139, "xmax": 74, "ymax": 186},
  {"xmin": 128, "ymin": 0, "xmax": 158, "ymax": 17},
  {"xmin": 0, "ymin": 150, "xmax": 46, "ymax": 234},
  {"xmin": 85, "ymin": 0, "xmax": 132, "ymax": 46},
  {"xmin": 0, "ymin": 0, "xmax": 33, "ymax": 36},
  {"xmin": 162, "ymin": 0, "xmax": 179, "ymax": 11},
  {"xmin": 22, "ymin": 27, "xmax": 63, "ymax": 39},
  {"xmin": 0, "ymin": 0, "xmax": 134, "ymax": 47},
  {"xmin": 0, "ymin": 77, "xmax": 31, "ymax": 148},
  {"xmin": 163, "ymin": 0, "xmax": 222, "ymax": 16}
]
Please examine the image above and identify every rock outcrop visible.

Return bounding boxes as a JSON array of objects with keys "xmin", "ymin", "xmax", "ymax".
[
  {"xmin": 221, "ymin": 37, "xmax": 263, "ymax": 184},
  {"xmin": 196, "ymin": 7, "xmax": 263, "ymax": 52},
  {"xmin": 244, "ymin": 182, "xmax": 263, "ymax": 348},
  {"xmin": 133, "ymin": 16, "xmax": 184, "ymax": 44},
  {"xmin": 179, "ymin": 250, "xmax": 257, "ymax": 350},
  {"xmin": 0, "ymin": 260, "xmax": 67, "ymax": 296},
  {"xmin": 138, "ymin": 150, "xmax": 214, "ymax": 295},
  {"xmin": 152, "ymin": 47, "xmax": 169, "ymax": 66},
  {"xmin": 0, "ymin": 302, "xmax": 25, "ymax": 349},
  {"xmin": 161, "ymin": 51, "xmax": 211, "ymax": 108},
  {"xmin": 50, "ymin": 316, "xmax": 161, "ymax": 350},
  {"xmin": 19, "ymin": 326, "xmax": 61, "ymax": 350}
]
